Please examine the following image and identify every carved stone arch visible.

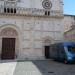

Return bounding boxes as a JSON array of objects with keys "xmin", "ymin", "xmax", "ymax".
[
  {"xmin": 43, "ymin": 36, "xmax": 54, "ymax": 46},
  {"xmin": 0, "ymin": 27, "xmax": 18, "ymax": 38},
  {"xmin": 0, "ymin": 24, "xmax": 21, "ymax": 36},
  {"xmin": 0, "ymin": 25, "xmax": 21, "ymax": 59},
  {"xmin": 43, "ymin": 36, "xmax": 54, "ymax": 59}
]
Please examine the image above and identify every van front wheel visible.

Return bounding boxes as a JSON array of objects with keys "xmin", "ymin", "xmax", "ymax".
[{"xmin": 64, "ymin": 59, "xmax": 68, "ymax": 64}]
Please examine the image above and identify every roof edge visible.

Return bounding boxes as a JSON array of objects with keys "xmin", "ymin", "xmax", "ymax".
[{"xmin": 64, "ymin": 14, "xmax": 75, "ymax": 17}]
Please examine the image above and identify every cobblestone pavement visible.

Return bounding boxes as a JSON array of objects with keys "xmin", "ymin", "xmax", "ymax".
[{"xmin": 0, "ymin": 60, "xmax": 75, "ymax": 75}]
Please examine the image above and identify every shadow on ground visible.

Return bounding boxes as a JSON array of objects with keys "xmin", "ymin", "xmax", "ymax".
[
  {"xmin": 13, "ymin": 60, "xmax": 75, "ymax": 75},
  {"xmin": 0, "ymin": 60, "xmax": 75, "ymax": 75}
]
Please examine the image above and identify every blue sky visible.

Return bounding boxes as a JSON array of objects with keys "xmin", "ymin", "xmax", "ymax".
[{"xmin": 63, "ymin": 0, "xmax": 75, "ymax": 15}]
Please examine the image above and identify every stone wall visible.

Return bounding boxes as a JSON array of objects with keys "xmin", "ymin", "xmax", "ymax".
[
  {"xmin": 0, "ymin": 0, "xmax": 63, "ymax": 11},
  {"xmin": 0, "ymin": 0, "xmax": 64, "ymax": 60},
  {"xmin": 64, "ymin": 15, "xmax": 75, "ymax": 32},
  {"xmin": 0, "ymin": 15, "xmax": 64, "ymax": 60}
]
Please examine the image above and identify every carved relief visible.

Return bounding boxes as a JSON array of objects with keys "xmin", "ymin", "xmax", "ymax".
[
  {"xmin": 42, "ymin": 0, "xmax": 52, "ymax": 9},
  {"xmin": 4, "ymin": 0, "xmax": 17, "ymax": 8},
  {"xmin": 43, "ymin": 36, "xmax": 54, "ymax": 45},
  {"xmin": 0, "ymin": 28, "xmax": 18, "ymax": 37}
]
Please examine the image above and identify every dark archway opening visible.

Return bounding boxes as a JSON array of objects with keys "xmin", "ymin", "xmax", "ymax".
[{"xmin": 45, "ymin": 46, "xmax": 50, "ymax": 59}]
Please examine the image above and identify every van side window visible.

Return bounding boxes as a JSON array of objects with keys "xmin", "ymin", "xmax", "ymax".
[{"xmin": 59, "ymin": 45, "xmax": 65, "ymax": 54}]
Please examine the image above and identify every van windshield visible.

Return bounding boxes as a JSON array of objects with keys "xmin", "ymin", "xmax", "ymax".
[{"xmin": 68, "ymin": 46, "xmax": 75, "ymax": 53}]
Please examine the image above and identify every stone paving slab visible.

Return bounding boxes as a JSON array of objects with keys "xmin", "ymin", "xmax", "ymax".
[
  {"xmin": 13, "ymin": 61, "xmax": 43, "ymax": 75},
  {"xmin": 0, "ymin": 60, "xmax": 17, "ymax": 75}
]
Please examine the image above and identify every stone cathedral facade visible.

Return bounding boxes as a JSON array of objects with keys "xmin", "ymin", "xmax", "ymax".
[{"xmin": 0, "ymin": 0, "xmax": 64, "ymax": 60}]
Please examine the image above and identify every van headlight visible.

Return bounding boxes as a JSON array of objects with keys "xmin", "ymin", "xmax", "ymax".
[{"xmin": 68, "ymin": 56, "xmax": 72, "ymax": 60}]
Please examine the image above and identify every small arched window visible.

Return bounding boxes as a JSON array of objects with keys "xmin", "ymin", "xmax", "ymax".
[
  {"xmin": 45, "ymin": 11, "xmax": 50, "ymax": 16},
  {"xmin": 4, "ymin": 8, "xmax": 16, "ymax": 14}
]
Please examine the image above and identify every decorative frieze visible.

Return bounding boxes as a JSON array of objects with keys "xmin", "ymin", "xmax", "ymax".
[
  {"xmin": 0, "ymin": 6, "xmax": 63, "ymax": 17},
  {"xmin": 0, "ymin": 27, "xmax": 18, "ymax": 37}
]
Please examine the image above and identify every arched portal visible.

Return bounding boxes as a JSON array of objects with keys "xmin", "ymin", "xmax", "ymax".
[
  {"xmin": 0, "ymin": 27, "xmax": 18, "ymax": 59},
  {"xmin": 43, "ymin": 36, "xmax": 54, "ymax": 59}
]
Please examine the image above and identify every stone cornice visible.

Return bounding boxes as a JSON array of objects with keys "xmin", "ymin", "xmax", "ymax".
[{"xmin": 0, "ymin": 13, "xmax": 64, "ymax": 19}]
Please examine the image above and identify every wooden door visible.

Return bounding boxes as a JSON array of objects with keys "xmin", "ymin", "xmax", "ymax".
[{"xmin": 1, "ymin": 38, "xmax": 15, "ymax": 59}]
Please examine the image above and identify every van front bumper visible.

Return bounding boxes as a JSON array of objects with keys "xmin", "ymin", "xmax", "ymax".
[{"xmin": 68, "ymin": 57, "xmax": 75, "ymax": 63}]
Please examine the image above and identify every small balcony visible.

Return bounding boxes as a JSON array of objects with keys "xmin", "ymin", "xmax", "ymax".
[{"xmin": 0, "ymin": 6, "xmax": 63, "ymax": 17}]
